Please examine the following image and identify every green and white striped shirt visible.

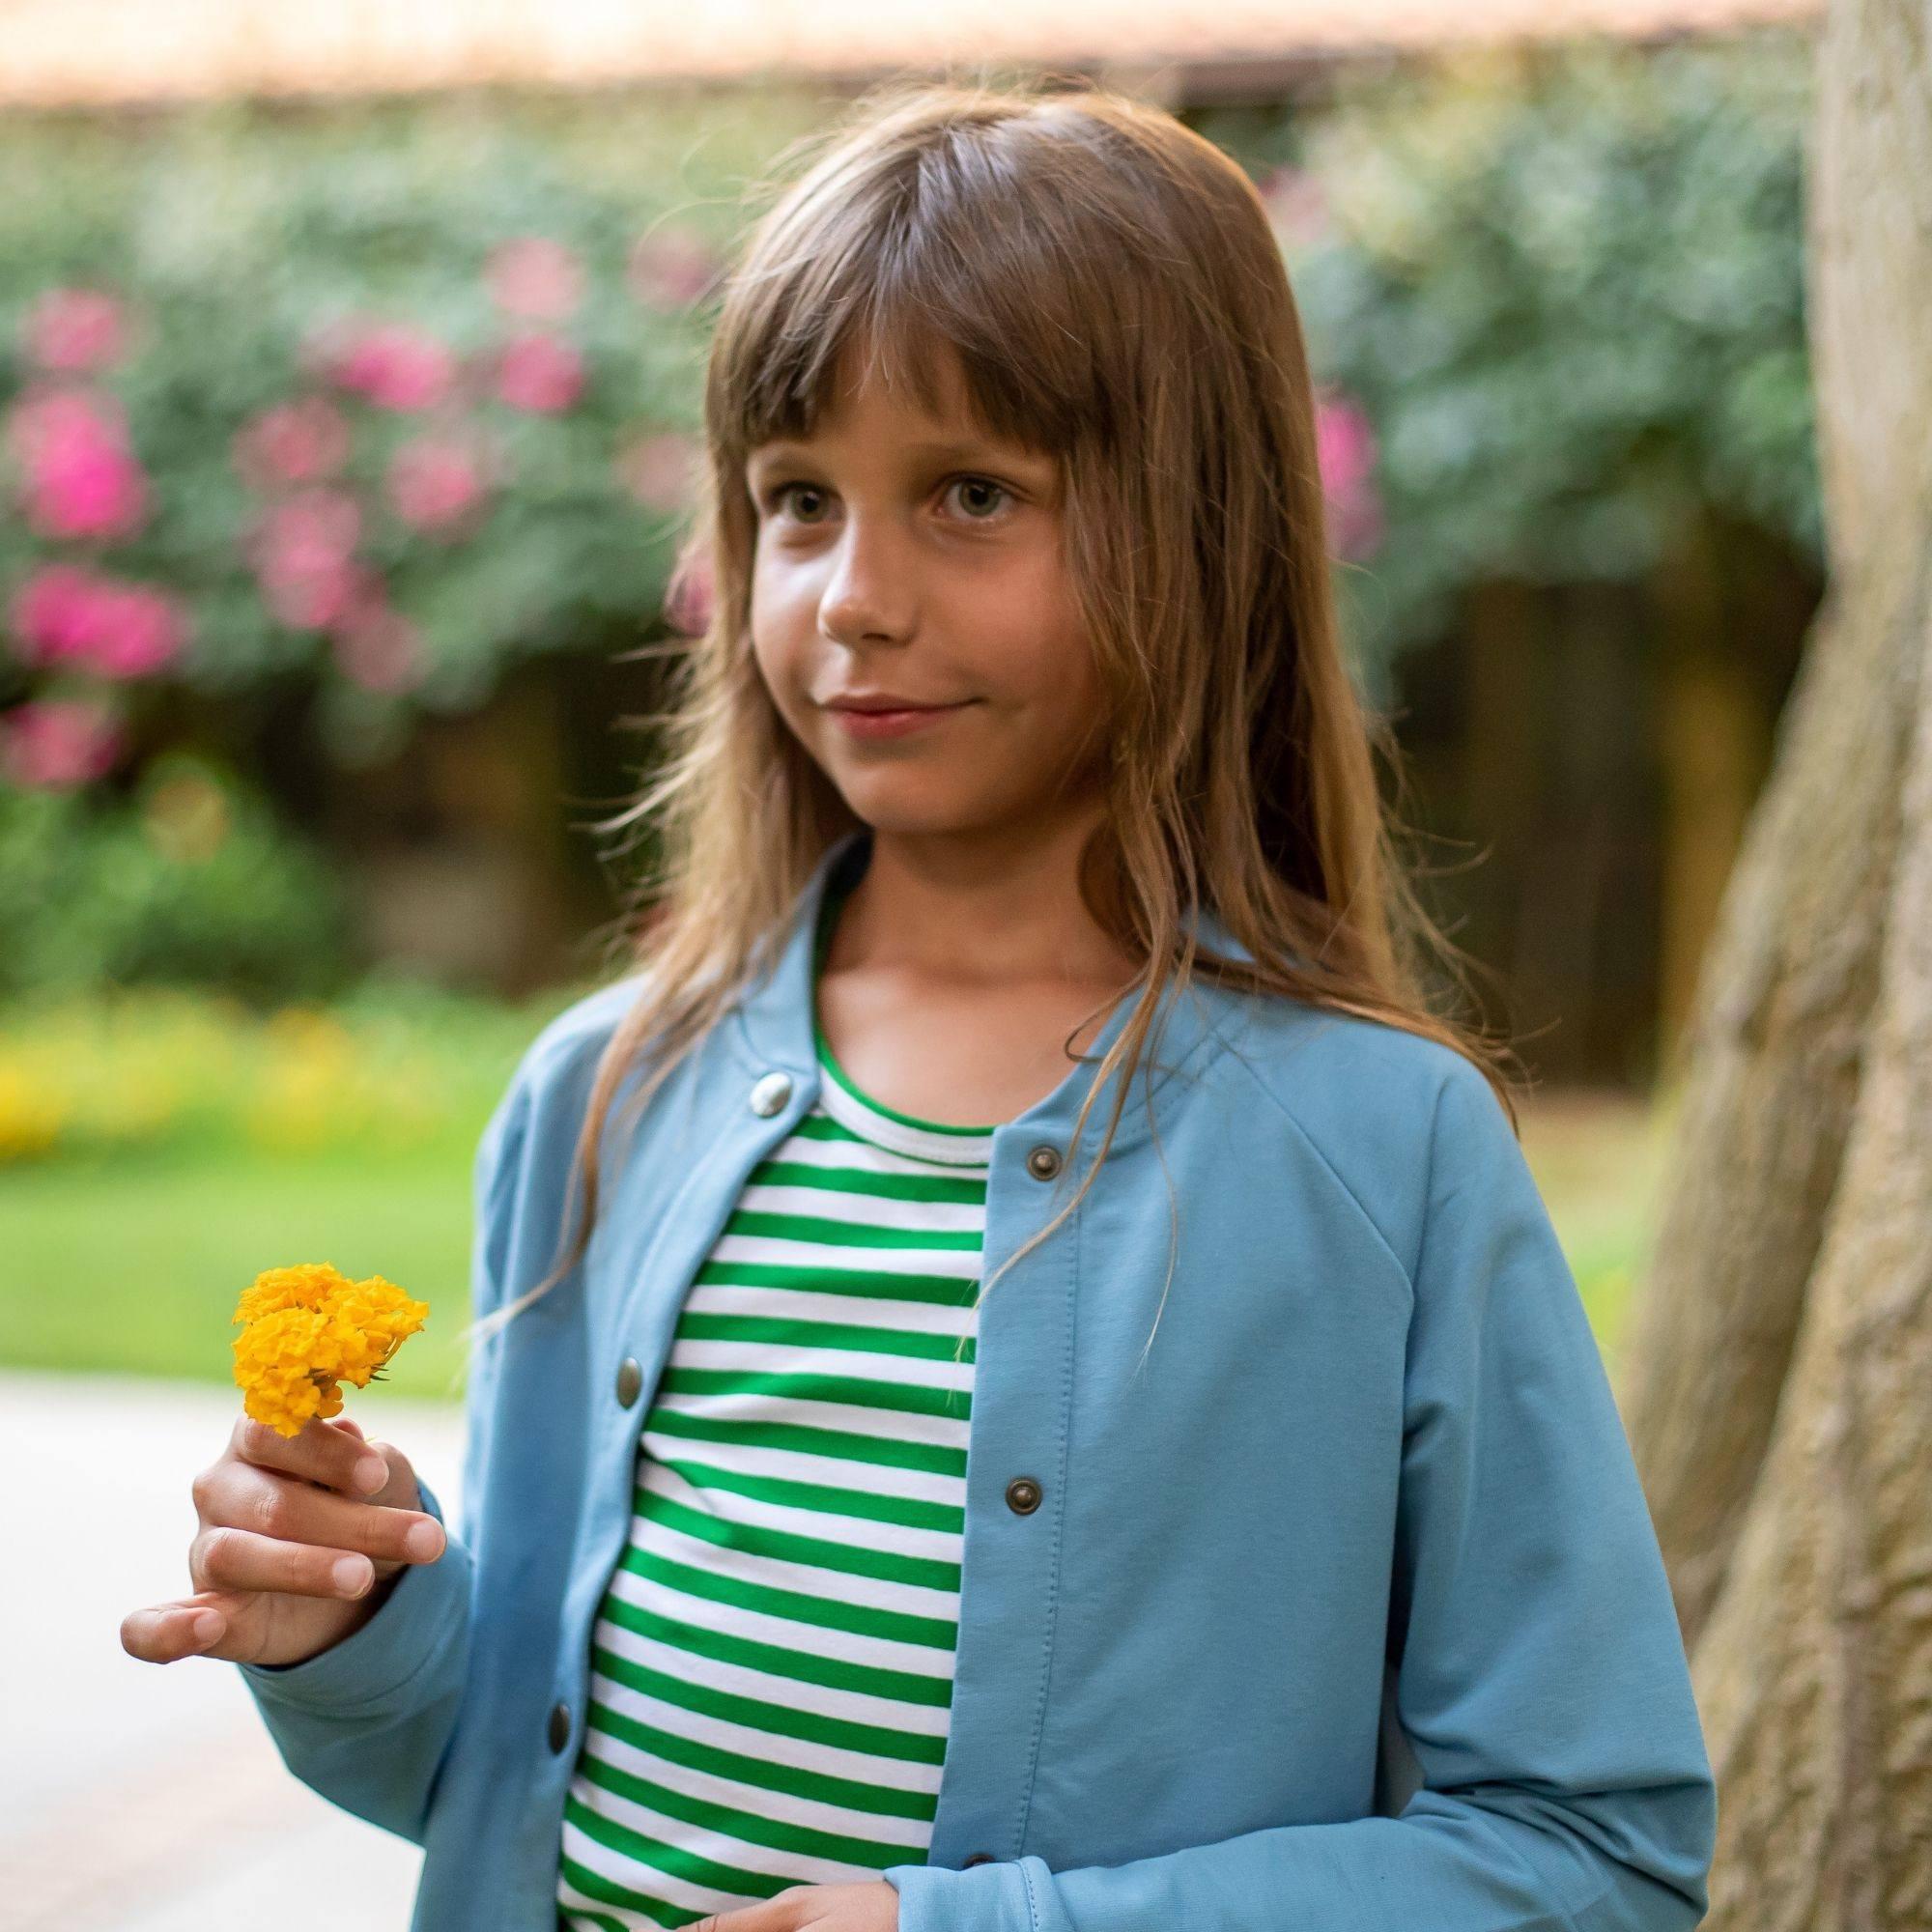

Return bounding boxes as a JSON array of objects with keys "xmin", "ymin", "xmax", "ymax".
[{"xmin": 556, "ymin": 894, "xmax": 1002, "ymax": 1931}]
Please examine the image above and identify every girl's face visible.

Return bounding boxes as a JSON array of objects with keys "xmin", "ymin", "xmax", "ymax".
[{"xmin": 747, "ymin": 342, "xmax": 1108, "ymax": 841}]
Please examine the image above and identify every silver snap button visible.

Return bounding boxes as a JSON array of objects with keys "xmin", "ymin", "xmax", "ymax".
[
  {"xmin": 615, "ymin": 1356, "xmax": 642, "ymax": 1406},
  {"xmin": 750, "ymin": 1071, "xmax": 793, "ymax": 1117},
  {"xmin": 1025, "ymin": 1143, "xmax": 1062, "ymax": 1180},
  {"xmin": 1006, "ymin": 1476, "xmax": 1043, "ymax": 1514},
  {"xmin": 548, "ymin": 1700, "xmax": 571, "ymax": 1753}
]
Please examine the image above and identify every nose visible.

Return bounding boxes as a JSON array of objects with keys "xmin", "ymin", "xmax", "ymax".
[{"xmin": 818, "ymin": 513, "xmax": 916, "ymax": 648}]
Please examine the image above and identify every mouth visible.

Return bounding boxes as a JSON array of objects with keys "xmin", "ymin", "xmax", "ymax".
[{"xmin": 824, "ymin": 698, "xmax": 974, "ymax": 737}]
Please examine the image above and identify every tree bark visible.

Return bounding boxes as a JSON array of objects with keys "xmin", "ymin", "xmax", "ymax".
[{"xmin": 1613, "ymin": 0, "xmax": 1932, "ymax": 1922}]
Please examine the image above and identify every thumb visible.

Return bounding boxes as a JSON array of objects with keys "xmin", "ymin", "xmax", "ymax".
[{"xmin": 333, "ymin": 1415, "xmax": 367, "ymax": 1442}]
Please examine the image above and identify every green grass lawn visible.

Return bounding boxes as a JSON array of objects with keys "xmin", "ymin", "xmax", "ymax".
[
  {"xmin": 0, "ymin": 1131, "xmax": 486, "ymax": 1401},
  {"xmin": 1, "ymin": 1072, "xmax": 1674, "ymax": 1402}
]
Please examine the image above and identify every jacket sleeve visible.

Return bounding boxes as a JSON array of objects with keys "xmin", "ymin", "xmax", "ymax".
[
  {"xmin": 883, "ymin": 1053, "xmax": 1718, "ymax": 1932},
  {"xmin": 232, "ymin": 1063, "xmax": 531, "ymax": 1845}
]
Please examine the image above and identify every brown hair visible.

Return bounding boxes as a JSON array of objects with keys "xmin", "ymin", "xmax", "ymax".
[{"xmin": 458, "ymin": 74, "xmax": 1524, "ymax": 1371}]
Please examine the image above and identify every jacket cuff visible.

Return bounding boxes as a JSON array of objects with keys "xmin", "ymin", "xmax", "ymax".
[
  {"xmin": 885, "ymin": 1860, "xmax": 1034, "ymax": 1932},
  {"xmin": 234, "ymin": 1475, "xmax": 470, "ymax": 1717}
]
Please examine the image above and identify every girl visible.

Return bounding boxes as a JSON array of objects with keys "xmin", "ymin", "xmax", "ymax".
[{"xmin": 179, "ymin": 78, "xmax": 1715, "ymax": 1932}]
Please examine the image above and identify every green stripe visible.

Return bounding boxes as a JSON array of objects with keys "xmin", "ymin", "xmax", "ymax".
[
  {"xmin": 590, "ymin": 1645, "xmax": 950, "ymax": 1763},
  {"xmin": 693, "ymin": 1259, "xmax": 980, "ymax": 1307},
  {"xmin": 657, "ymin": 1365, "xmax": 970, "ymax": 1425},
  {"xmin": 623, "ymin": 1540, "xmax": 957, "ymax": 1648},
  {"xmin": 674, "ymin": 1309, "xmax": 978, "ymax": 1367},
  {"xmin": 579, "ymin": 1747, "xmax": 926, "ymax": 1867},
  {"xmin": 650, "ymin": 1453, "xmax": 966, "ymax": 1535},
  {"xmin": 584, "ymin": 1693, "xmax": 938, "ymax": 1821},
  {"xmin": 563, "ymin": 1796, "xmax": 796, "ymax": 1906},
  {"xmin": 637, "ymin": 1485, "xmax": 962, "ymax": 1593},
  {"xmin": 557, "ymin": 1847, "xmax": 696, "ymax": 1929},
  {"xmin": 606, "ymin": 1595, "xmax": 955, "ymax": 1708},
  {"xmin": 726, "ymin": 1208, "xmax": 983, "ymax": 1253},
  {"xmin": 643, "ymin": 1405, "xmax": 969, "ymax": 1479},
  {"xmin": 754, "ymin": 1156, "xmax": 987, "ymax": 1204}
]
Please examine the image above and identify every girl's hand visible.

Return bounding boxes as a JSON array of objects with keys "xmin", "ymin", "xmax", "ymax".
[
  {"xmin": 689, "ymin": 1881, "xmax": 900, "ymax": 1932},
  {"xmin": 119, "ymin": 1410, "xmax": 447, "ymax": 1669}
]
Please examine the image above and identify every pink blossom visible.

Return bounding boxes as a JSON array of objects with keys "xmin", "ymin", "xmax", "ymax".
[
  {"xmin": 0, "ymin": 696, "xmax": 125, "ymax": 789},
  {"xmin": 485, "ymin": 236, "xmax": 585, "ymax": 321},
  {"xmin": 387, "ymin": 434, "xmax": 490, "ymax": 534},
  {"xmin": 318, "ymin": 320, "xmax": 457, "ymax": 412},
  {"xmin": 245, "ymin": 487, "xmax": 363, "ymax": 630},
  {"xmin": 232, "ymin": 397, "xmax": 352, "ymax": 490},
  {"xmin": 331, "ymin": 598, "xmax": 428, "ymax": 694},
  {"xmin": 7, "ymin": 562, "xmax": 188, "ymax": 681},
  {"xmin": 1315, "ymin": 391, "xmax": 1383, "ymax": 559},
  {"xmin": 7, "ymin": 384, "xmax": 149, "ymax": 540},
  {"xmin": 9, "ymin": 563, "xmax": 106, "ymax": 666},
  {"xmin": 627, "ymin": 226, "xmax": 719, "ymax": 310},
  {"xmin": 616, "ymin": 430, "xmax": 700, "ymax": 513},
  {"xmin": 495, "ymin": 334, "xmax": 584, "ymax": 414},
  {"xmin": 21, "ymin": 287, "xmax": 131, "ymax": 374},
  {"xmin": 87, "ymin": 582, "xmax": 189, "ymax": 678},
  {"xmin": 662, "ymin": 540, "xmax": 713, "ymax": 637},
  {"xmin": 1258, "ymin": 166, "xmax": 1331, "ymax": 251}
]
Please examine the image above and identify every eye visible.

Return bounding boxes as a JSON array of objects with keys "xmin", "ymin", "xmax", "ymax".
[
  {"xmin": 944, "ymin": 475, "xmax": 1014, "ymax": 522},
  {"xmin": 763, "ymin": 481, "xmax": 834, "ymax": 523}
]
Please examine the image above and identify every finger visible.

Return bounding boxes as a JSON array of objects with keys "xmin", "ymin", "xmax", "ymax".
[
  {"xmin": 235, "ymin": 1411, "xmax": 388, "ymax": 1499},
  {"xmin": 120, "ymin": 1592, "xmax": 239, "ymax": 1664},
  {"xmin": 191, "ymin": 1522, "xmax": 384, "ymax": 1602}
]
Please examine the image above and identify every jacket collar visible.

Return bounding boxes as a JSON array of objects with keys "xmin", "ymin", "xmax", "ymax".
[{"xmin": 728, "ymin": 827, "xmax": 1251, "ymax": 1157}]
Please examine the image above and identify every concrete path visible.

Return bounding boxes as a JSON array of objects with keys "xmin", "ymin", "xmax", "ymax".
[{"xmin": 0, "ymin": 1368, "xmax": 467, "ymax": 1931}]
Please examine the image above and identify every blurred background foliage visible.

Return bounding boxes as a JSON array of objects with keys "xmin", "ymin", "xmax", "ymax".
[{"xmin": 0, "ymin": 34, "xmax": 1819, "ymax": 1391}]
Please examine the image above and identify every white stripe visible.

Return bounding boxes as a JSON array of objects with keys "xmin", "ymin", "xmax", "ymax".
[
  {"xmin": 639, "ymin": 1425, "xmax": 968, "ymax": 1510},
  {"xmin": 683, "ymin": 1280, "xmax": 978, "ymax": 1340},
  {"xmin": 707, "ymin": 1230, "xmax": 981, "ymax": 1279},
  {"xmin": 735, "ymin": 1179, "xmax": 987, "ymax": 1236},
  {"xmin": 667, "ymin": 1336, "xmax": 975, "ymax": 1397},
  {"xmin": 648, "ymin": 1388, "xmax": 971, "ymax": 1457}
]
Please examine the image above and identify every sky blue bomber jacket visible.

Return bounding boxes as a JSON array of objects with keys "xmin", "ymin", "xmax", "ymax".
[{"xmin": 237, "ymin": 825, "xmax": 1719, "ymax": 1932}]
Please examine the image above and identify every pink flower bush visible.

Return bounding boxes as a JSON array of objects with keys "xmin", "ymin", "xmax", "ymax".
[
  {"xmin": 615, "ymin": 430, "xmax": 700, "ymax": 514},
  {"xmin": 7, "ymin": 384, "xmax": 150, "ymax": 541},
  {"xmin": 0, "ymin": 696, "xmax": 125, "ymax": 789},
  {"xmin": 495, "ymin": 334, "xmax": 583, "ymax": 413},
  {"xmin": 627, "ymin": 226, "xmax": 719, "ymax": 310},
  {"xmin": 330, "ymin": 597, "xmax": 428, "ymax": 694},
  {"xmin": 232, "ymin": 397, "xmax": 353, "ymax": 490},
  {"xmin": 386, "ymin": 433, "xmax": 492, "ymax": 535},
  {"xmin": 243, "ymin": 487, "xmax": 364, "ymax": 630},
  {"xmin": 1314, "ymin": 389, "xmax": 1383, "ymax": 559},
  {"xmin": 20, "ymin": 287, "xmax": 130, "ymax": 374},
  {"xmin": 486, "ymin": 237, "xmax": 585, "ymax": 321},
  {"xmin": 8, "ymin": 562, "xmax": 188, "ymax": 679},
  {"xmin": 311, "ymin": 318, "xmax": 457, "ymax": 412}
]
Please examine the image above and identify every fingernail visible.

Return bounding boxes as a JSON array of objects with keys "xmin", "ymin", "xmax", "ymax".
[
  {"xmin": 192, "ymin": 1611, "xmax": 222, "ymax": 1644},
  {"xmin": 334, "ymin": 1555, "xmax": 371, "ymax": 1593},
  {"xmin": 354, "ymin": 1456, "xmax": 386, "ymax": 1493},
  {"xmin": 405, "ymin": 1520, "xmax": 442, "ymax": 1560}
]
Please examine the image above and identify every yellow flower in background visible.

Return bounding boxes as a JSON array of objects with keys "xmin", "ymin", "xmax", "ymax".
[{"xmin": 232, "ymin": 1263, "xmax": 430, "ymax": 1437}]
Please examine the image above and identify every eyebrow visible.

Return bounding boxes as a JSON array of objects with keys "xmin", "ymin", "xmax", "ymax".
[{"xmin": 747, "ymin": 437, "xmax": 1044, "ymax": 469}]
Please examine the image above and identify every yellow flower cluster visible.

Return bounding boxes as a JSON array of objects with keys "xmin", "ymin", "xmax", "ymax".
[{"xmin": 231, "ymin": 1263, "xmax": 430, "ymax": 1438}]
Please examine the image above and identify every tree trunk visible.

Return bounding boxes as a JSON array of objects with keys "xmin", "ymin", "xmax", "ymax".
[{"xmin": 1613, "ymin": 0, "xmax": 1932, "ymax": 1923}]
